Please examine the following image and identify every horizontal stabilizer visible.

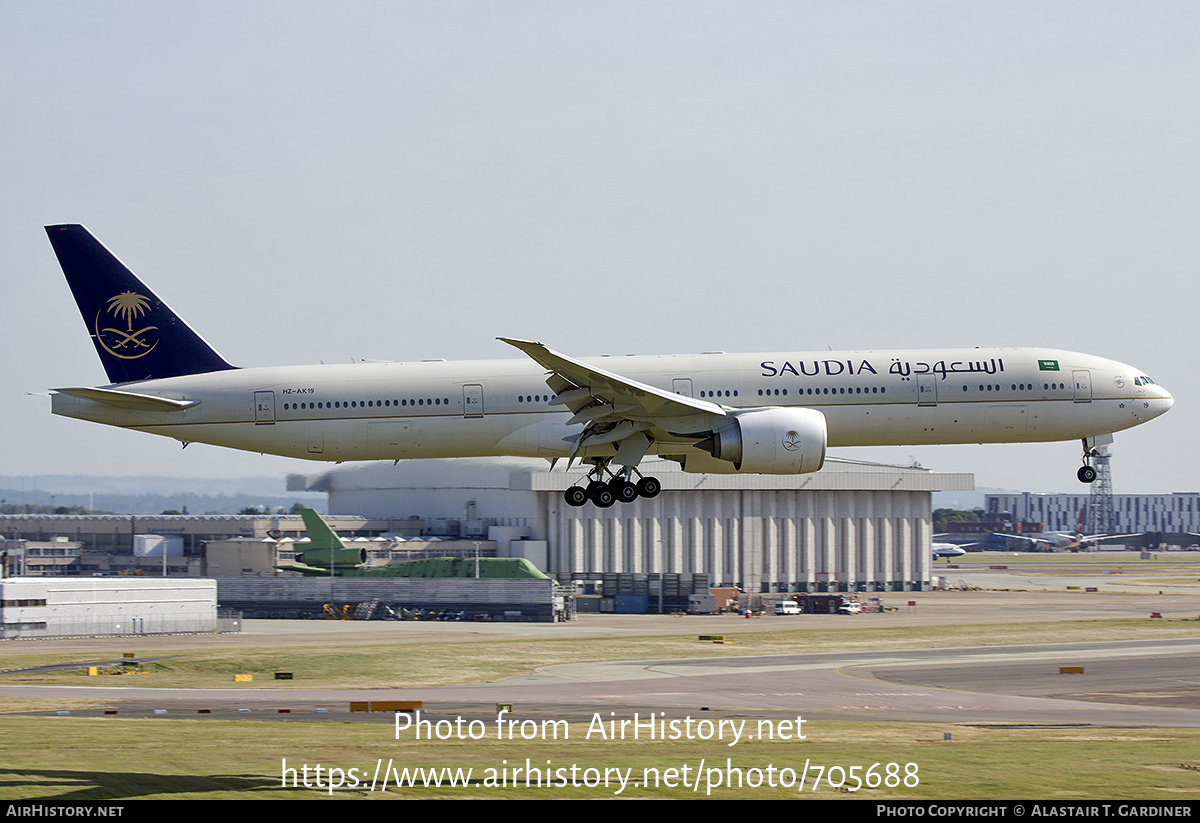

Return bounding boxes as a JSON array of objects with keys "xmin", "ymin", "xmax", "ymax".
[{"xmin": 52, "ymin": 387, "xmax": 199, "ymax": 412}]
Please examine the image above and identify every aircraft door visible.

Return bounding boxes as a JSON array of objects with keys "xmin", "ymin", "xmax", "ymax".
[
  {"xmin": 254, "ymin": 391, "xmax": 276, "ymax": 424},
  {"xmin": 917, "ymin": 374, "xmax": 937, "ymax": 406},
  {"xmin": 672, "ymin": 378, "xmax": 693, "ymax": 398},
  {"xmin": 1073, "ymin": 370, "xmax": 1092, "ymax": 403},
  {"xmin": 463, "ymin": 384, "xmax": 484, "ymax": 418}
]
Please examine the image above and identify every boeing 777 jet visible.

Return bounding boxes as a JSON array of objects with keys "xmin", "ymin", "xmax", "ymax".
[{"xmin": 45, "ymin": 225, "xmax": 1174, "ymax": 507}]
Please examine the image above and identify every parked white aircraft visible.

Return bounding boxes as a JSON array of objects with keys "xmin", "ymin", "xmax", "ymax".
[
  {"xmin": 932, "ymin": 543, "xmax": 968, "ymax": 559},
  {"xmin": 46, "ymin": 225, "xmax": 1174, "ymax": 508},
  {"xmin": 991, "ymin": 530, "xmax": 1142, "ymax": 552}
]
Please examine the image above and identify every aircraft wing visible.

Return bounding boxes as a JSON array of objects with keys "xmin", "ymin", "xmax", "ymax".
[
  {"xmin": 989, "ymin": 533, "xmax": 1047, "ymax": 545},
  {"xmin": 1081, "ymin": 532, "xmax": 1144, "ymax": 542},
  {"xmin": 499, "ymin": 337, "xmax": 727, "ymax": 463}
]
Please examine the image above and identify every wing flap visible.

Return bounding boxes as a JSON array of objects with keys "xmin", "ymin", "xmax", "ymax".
[
  {"xmin": 567, "ymin": 402, "xmax": 640, "ymax": 426},
  {"xmin": 499, "ymin": 337, "xmax": 727, "ymax": 422},
  {"xmin": 500, "ymin": 337, "xmax": 731, "ymax": 470}
]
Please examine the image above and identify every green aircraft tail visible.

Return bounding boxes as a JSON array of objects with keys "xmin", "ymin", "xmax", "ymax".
[
  {"xmin": 294, "ymin": 507, "xmax": 367, "ymax": 568},
  {"xmin": 283, "ymin": 509, "xmax": 551, "ymax": 578}
]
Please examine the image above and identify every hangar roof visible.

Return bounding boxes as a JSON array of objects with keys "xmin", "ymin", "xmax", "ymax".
[{"xmin": 288, "ymin": 456, "xmax": 972, "ymax": 494}]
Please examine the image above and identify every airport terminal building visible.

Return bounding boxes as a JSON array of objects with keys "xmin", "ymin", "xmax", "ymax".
[{"xmin": 987, "ymin": 492, "xmax": 1200, "ymax": 534}]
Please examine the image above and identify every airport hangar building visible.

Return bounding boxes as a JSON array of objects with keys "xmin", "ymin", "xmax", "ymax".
[{"xmin": 288, "ymin": 457, "xmax": 973, "ymax": 593}]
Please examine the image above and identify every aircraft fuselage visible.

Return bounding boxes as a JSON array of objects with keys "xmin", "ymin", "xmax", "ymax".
[{"xmin": 52, "ymin": 346, "xmax": 1173, "ymax": 464}]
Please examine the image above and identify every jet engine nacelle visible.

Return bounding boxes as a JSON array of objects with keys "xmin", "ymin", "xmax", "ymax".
[
  {"xmin": 294, "ymin": 547, "xmax": 368, "ymax": 568},
  {"xmin": 694, "ymin": 407, "xmax": 827, "ymax": 474}
]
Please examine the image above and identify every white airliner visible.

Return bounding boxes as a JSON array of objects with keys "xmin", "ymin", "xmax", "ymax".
[
  {"xmin": 991, "ymin": 530, "xmax": 1142, "ymax": 552},
  {"xmin": 45, "ymin": 225, "xmax": 1174, "ymax": 508},
  {"xmin": 932, "ymin": 543, "xmax": 968, "ymax": 559}
]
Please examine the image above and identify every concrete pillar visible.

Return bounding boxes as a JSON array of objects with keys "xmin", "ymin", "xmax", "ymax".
[
  {"xmin": 762, "ymin": 505, "xmax": 780, "ymax": 591},
  {"xmin": 628, "ymin": 517, "xmax": 642, "ymax": 574},
  {"xmin": 800, "ymin": 494, "xmax": 816, "ymax": 591},
  {"xmin": 689, "ymin": 515, "xmax": 703, "ymax": 575},
  {"xmin": 587, "ymin": 518, "xmax": 604, "ymax": 573},
  {"xmin": 878, "ymin": 515, "xmax": 893, "ymax": 590},
  {"xmin": 859, "ymin": 517, "xmax": 875, "ymax": 592},
  {"xmin": 740, "ymin": 516, "xmax": 763, "ymax": 592},
  {"xmin": 841, "ymin": 516, "xmax": 856, "ymax": 592},
  {"xmin": 667, "ymin": 514, "xmax": 684, "ymax": 574},
  {"xmin": 914, "ymin": 501, "xmax": 931, "ymax": 590},
  {"xmin": 608, "ymin": 516, "xmax": 623, "ymax": 573},
  {"xmin": 646, "ymin": 518, "xmax": 662, "ymax": 574},
  {"xmin": 782, "ymin": 515, "xmax": 798, "ymax": 591},
  {"xmin": 819, "ymin": 515, "xmax": 837, "ymax": 591},
  {"xmin": 896, "ymin": 515, "xmax": 911, "ymax": 591}
]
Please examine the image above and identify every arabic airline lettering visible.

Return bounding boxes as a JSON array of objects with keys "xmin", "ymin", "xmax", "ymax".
[{"xmin": 45, "ymin": 225, "xmax": 1174, "ymax": 508}]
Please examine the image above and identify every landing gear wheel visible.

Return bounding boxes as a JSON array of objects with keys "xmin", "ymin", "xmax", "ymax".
[
  {"xmin": 591, "ymin": 484, "xmax": 616, "ymax": 508},
  {"xmin": 564, "ymin": 486, "xmax": 588, "ymax": 507},
  {"xmin": 1077, "ymin": 465, "xmax": 1097, "ymax": 484},
  {"xmin": 636, "ymin": 477, "xmax": 662, "ymax": 498},
  {"xmin": 613, "ymin": 479, "xmax": 639, "ymax": 503}
]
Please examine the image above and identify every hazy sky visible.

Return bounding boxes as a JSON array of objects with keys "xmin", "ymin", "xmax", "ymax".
[{"xmin": 2, "ymin": 2, "xmax": 1196, "ymax": 494}]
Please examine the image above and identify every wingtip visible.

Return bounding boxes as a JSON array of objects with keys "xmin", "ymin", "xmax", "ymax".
[{"xmin": 498, "ymin": 336, "xmax": 542, "ymax": 348}]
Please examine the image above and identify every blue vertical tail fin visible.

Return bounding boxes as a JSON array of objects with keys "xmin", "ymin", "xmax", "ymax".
[{"xmin": 46, "ymin": 224, "xmax": 237, "ymax": 384}]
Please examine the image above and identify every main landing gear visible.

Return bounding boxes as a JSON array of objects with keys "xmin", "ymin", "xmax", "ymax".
[{"xmin": 564, "ymin": 460, "xmax": 662, "ymax": 508}]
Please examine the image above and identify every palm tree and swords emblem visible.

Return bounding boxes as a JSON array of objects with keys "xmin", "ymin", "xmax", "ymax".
[{"xmin": 94, "ymin": 291, "xmax": 159, "ymax": 359}]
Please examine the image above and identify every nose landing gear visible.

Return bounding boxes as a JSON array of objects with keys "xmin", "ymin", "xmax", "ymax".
[{"xmin": 1077, "ymin": 436, "xmax": 1108, "ymax": 484}]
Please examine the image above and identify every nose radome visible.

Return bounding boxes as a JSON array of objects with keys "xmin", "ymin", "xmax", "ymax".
[{"xmin": 1148, "ymin": 383, "xmax": 1173, "ymax": 417}]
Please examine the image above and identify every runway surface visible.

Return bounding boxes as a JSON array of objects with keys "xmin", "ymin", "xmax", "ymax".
[{"xmin": 4, "ymin": 637, "xmax": 1199, "ymax": 729}]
